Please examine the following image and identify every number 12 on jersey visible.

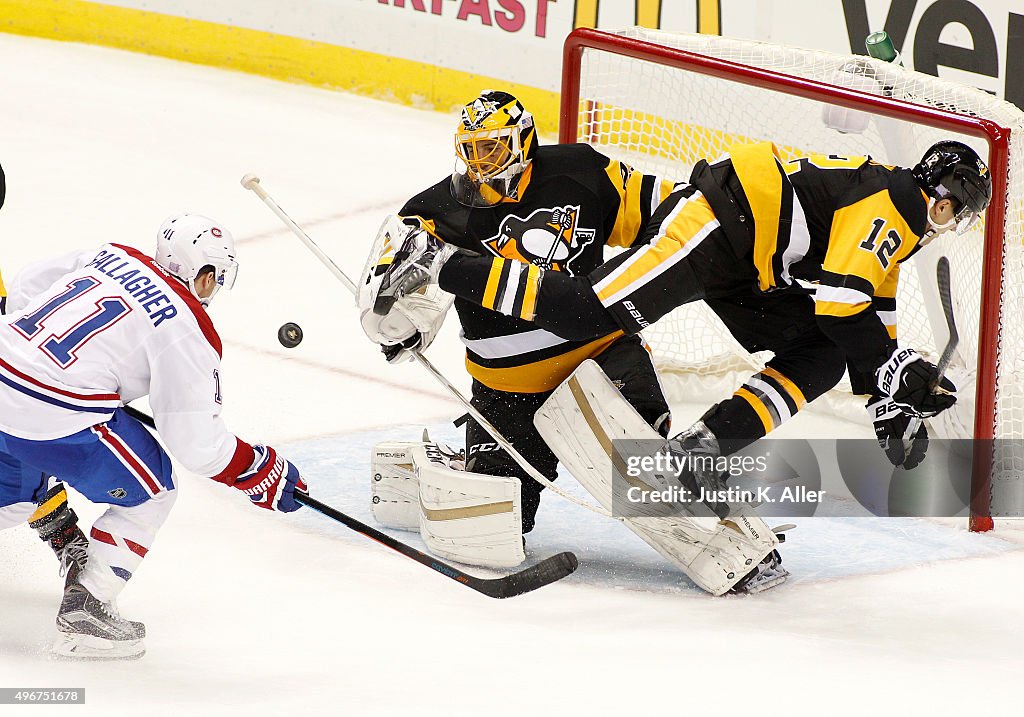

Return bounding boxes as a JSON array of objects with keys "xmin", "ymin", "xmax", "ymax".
[{"xmin": 859, "ymin": 218, "xmax": 903, "ymax": 269}]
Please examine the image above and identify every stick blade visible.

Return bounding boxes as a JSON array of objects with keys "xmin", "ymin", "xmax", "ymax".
[
  {"xmin": 473, "ymin": 551, "xmax": 579, "ymax": 599},
  {"xmin": 935, "ymin": 255, "xmax": 958, "ymax": 344}
]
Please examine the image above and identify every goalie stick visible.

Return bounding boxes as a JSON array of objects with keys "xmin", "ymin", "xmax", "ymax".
[
  {"xmin": 902, "ymin": 255, "xmax": 958, "ymax": 449},
  {"xmin": 121, "ymin": 406, "xmax": 579, "ymax": 598}
]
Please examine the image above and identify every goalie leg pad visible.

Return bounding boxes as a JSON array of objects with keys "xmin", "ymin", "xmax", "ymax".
[
  {"xmin": 370, "ymin": 441, "xmax": 425, "ymax": 531},
  {"xmin": 413, "ymin": 444, "xmax": 525, "ymax": 569},
  {"xmin": 534, "ymin": 359, "xmax": 785, "ymax": 595}
]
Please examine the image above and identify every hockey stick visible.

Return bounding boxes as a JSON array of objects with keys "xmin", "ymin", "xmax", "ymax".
[
  {"xmin": 902, "ymin": 256, "xmax": 958, "ymax": 450},
  {"xmin": 121, "ymin": 405, "xmax": 578, "ymax": 598},
  {"xmin": 239, "ymin": 173, "xmax": 612, "ymax": 518}
]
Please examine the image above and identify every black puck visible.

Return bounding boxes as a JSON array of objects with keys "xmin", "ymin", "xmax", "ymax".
[{"xmin": 278, "ymin": 322, "xmax": 303, "ymax": 348}]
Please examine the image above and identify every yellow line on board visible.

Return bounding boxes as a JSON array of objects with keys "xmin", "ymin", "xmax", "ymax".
[
  {"xmin": 0, "ymin": 0, "xmax": 561, "ymax": 135},
  {"xmin": 573, "ymin": 0, "xmax": 599, "ymax": 29},
  {"xmin": 696, "ymin": 0, "xmax": 722, "ymax": 35},
  {"xmin": 636, "ymin": 0, "xmax": 661, "ymax": 29}
]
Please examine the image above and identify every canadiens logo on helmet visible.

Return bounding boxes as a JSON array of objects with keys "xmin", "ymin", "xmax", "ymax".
[{"xmin": 484, "ymin": 205, "xmax": 596, "ymax": 275}]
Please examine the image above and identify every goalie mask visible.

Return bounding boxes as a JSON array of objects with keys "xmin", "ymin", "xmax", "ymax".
[
  {"xmin": 913, "ymin": 140, "xmax": 992, "ymax": 238},
  {"xmin": 156, "ymin": 213, "xmax": 239, "ymax": 307},
  {"xmin": 451, "ymin": 90, "xmax": 537, "ymax": 207}
]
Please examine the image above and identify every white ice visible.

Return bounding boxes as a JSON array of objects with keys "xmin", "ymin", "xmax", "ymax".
[{"xmin": 1, "ymin": 33, "xmax": 1022, "ymax": 717}]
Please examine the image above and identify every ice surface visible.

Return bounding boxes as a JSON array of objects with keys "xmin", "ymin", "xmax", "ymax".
[{"xmin": 1, "ymin": 33, "xmax": 1022, "ymax": 717}]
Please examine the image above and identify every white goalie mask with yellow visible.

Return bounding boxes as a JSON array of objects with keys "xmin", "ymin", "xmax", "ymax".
[{"xmin": 452, "ymin": 90, "xmax": 537, "ymax": 207}]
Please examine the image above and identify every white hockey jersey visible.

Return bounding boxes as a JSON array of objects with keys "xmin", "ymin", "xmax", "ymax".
[{"xmin": 0, "ymin": 243, "xmax": 253, "ymax": 481}]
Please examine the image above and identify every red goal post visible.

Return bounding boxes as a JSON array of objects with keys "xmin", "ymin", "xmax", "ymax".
[{"xmin": 559, "ymin": 27, "xmax": 1023, "ymax": 531}]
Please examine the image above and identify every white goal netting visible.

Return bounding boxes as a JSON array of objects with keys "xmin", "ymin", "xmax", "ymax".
[{"xmin": 566, "ymin": 28, "xmax": 1024, "ymax": 521}]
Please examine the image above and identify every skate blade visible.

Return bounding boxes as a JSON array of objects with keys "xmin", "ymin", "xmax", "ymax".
[
  {"xmin": 737, "ymin": 566, "xmax": 790, "ymax": 595},
  {"xmin": 51, "ymin": 632, "xmax": 145, "ymax": 661}
]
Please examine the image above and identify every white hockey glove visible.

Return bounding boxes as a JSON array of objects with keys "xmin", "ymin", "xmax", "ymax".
[
  {"xmin": 866, "ymin": 395, "xmax": 928, "ymax": 469},
  {"xmin": 821, "ymin": 60, "xmax": 882, "ymax": 134},
  {"xmin": 365, "ymin": 283, "xmax": 455, "ymax": 364},
  {"xmin": 359, "ymin": 216, "xmax": 457, "ymax": 362},
  {"xmin": 875, "ymin": 347, "xmax": 957, "ymax": 418}
]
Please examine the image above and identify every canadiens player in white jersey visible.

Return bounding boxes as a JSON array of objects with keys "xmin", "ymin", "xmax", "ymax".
[{"xmin": 0, "ymin": 213, "xmax": 308, "ymax": 659}]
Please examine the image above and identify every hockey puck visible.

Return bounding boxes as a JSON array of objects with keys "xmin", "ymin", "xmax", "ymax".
[{"xmin": 278, "ymin": 322, "xmax": 303, "ymax": 348}]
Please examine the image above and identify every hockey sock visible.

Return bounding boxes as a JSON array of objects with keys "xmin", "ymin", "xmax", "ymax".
[{"xmin": 28, "ymin": 484, "xmax": 89, "ymax": 578}]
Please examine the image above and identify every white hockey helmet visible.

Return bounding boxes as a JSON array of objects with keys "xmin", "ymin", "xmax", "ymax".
[{"xmin": 155, "ymin": 213, "xmax": 238, "ymax": 306}]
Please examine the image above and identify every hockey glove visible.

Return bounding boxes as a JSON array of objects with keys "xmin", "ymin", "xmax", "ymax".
[
  {"xmin": 875, "ymin": 347, "xmax": 957, "ymax": 418},
  {"xmin": 866, "ymin": 395, "xmax": 928, "ymax": 469},
  {"xmin": 234, "ymin": 445, "xmax": 307, "ymax": 512},
  {"xmin": 381, "ymin": 333, "xmax": 422, "ymax": 364},
  {"xmin": 361, "ymin": 282, "xmax": 454, "ymax": 358},
  {"xmin": 360, "ymin": 217, "xmax": 458, "ymax": 317}
]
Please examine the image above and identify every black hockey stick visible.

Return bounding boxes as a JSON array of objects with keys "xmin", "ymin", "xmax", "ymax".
[
  {"xmin": 902, "ymin": 256, "xmax": 958, "ymax": 448},
  {"xmin": 121, "ymin": 406, "xmax": 578, "ymax": 598},
  {"xmin": 296, "ymin": 492, "xmax": 578, "ymax": 599}
]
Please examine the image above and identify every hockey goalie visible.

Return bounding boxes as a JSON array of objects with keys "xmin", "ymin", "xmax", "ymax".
[{"xmin": 358, "ymin": 214, "xmax": 788, "ymax": 595}]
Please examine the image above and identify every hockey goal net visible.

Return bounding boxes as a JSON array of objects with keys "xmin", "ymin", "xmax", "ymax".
[{"xmin": 560, "ymin": 27, "xmax": 1024, "ymax": 530}]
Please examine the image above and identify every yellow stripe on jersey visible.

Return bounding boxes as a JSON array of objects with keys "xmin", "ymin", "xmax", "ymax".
[
  {"xmin": 730, "ymin": 142, "xmax": 783, "ymax": 291},
  {"xmin": 0, "ymin": 268, "xmax": 6, "ymax": 298},
  {"xmin": 403, "ymin": 215, "xmax": 440, "ymax": 241},
  {"xmin": 876, "ymin": 264, "xmax": 899, "ymax": 299},
  {"xmin": 594, "ymin": 193, "xmax": 717, "ymax": 303},
  {"xmin": 876, "ymin": 265, "xmax": 900, "ymax": 340},
  {"xmin": 761, "ymin": 366, "xmax": 807, "ymax": 409},
  {"xmin": 603, "ymin": 161, "xmax": 675, "ymax": 249},
  {"xmin": 466, "ymin": 331, "xmax": 624, "ymax": 393},
  {"xmin": 736, "ymin": 387, "xmax": 775, "ymax": 433},
  {"xmin": 521, "ymin": 264, "xmax": 541, "ymax": 321},
  {"xmin": 815, "ymin": 300, "xmax": 870, "ymax": 318},
  {"xmin": 481, "ymin": 257, "xmax": 506, "ymax": 311}
]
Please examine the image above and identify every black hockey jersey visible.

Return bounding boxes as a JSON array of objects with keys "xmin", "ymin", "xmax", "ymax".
[
  {"xmin": 598, "ymin": 142, "xmax": 929, "ymax": 374},
  {"xmin": 400, "ymin": 143, "xmax": 673, "ymax": 393}
]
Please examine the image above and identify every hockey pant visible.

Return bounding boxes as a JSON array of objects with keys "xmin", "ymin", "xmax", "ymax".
[
  {"xmin": 464, "ymin": 336, "xmax": 670, "ymax": 533},
  {"xmin": 586, "ymin": 189, "xmax": 847, "ymax": 453},
  {"xmin": 0, "ymin": 408, "xmax": 176, "ymax": 602}
]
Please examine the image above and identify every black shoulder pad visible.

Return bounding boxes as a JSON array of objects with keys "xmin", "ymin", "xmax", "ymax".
[
  {"xmin": 886, "ymin": 168, "xmax": 928, "ymax": 236},
  {"xmin": 534, "ymin": 143, "xmax": 609, "ymax": 173},
  {"xmin": 399, "ymin": 175, "xmax": 460, "ymax": 217}
]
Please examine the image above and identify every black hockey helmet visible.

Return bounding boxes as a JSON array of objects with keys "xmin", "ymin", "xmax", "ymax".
[{"xmin": 912, "ymin": 140, "xmax": 992, "ymax": 234}]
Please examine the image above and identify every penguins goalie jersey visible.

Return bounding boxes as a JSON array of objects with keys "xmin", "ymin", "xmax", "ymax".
[
  {"xmin": 0, "ymin": 244, "xmax": 245, "ymax": 479},
  {"xmin": 400, "ymin": 143, "xmax": 674, "ymax": 393}
]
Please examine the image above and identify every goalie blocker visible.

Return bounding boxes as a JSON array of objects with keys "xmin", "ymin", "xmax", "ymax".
[{"xmin": 371, "ymin": 437, "xmax": 525, "ymax": 569}]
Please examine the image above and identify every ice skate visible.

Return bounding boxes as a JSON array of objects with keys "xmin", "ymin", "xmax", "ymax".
[
  {"xmin": 53, "ymin": 581, "xmax": 146, "ymax": 660},
  {"xmin": 729, "ymin": 549, "xmax": 789, "ymax": 595}
]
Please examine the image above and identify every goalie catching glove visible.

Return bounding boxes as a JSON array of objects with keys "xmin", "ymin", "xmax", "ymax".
[
  {"xmin": 875, "ymin": 347, "xmax": 956, "ymax": 418},
  {"xmin": 866, "ymin": 395, "xmax": 928, "ymax": 469},
  {"xmin": 359, "ymin": 216, "xmax": 457, "ymax": 362}
]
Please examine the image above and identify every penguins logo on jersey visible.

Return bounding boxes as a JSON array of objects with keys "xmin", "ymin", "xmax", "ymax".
[{"xmin": 484, "ymin": 205, "xmax": 596, "ymax": 274}]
